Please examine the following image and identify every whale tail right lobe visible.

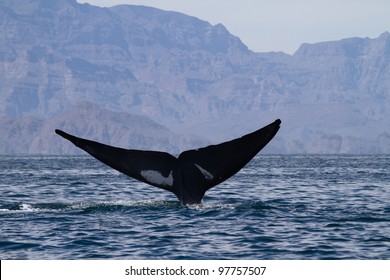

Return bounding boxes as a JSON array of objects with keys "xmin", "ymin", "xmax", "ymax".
[{"xmin": 177, "ymin": 119, "xmax": 281, "ymax": 203}]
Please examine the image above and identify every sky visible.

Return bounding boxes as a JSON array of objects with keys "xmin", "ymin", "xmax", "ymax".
[{"xmin": 77, "ymin": 0, "xmax": 390, "ymax": 54}]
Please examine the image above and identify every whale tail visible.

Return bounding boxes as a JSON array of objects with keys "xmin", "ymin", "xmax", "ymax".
[{"xmin": 55, "ymin": 119, "xmax": 281, "ymax": 204}]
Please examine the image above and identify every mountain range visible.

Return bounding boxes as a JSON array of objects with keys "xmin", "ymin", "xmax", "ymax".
[{"xmin": 1, "ymin": 0, "xmax": 389, "ymax": 154}]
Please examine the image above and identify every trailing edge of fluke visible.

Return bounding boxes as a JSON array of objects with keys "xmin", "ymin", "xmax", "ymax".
[{"xmin": 55, "ymin": 119, "xmax": 281, "ymax": 204}]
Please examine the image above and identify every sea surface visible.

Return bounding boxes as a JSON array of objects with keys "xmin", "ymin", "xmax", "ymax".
[{"xmin": 0, "ymin": 155, "xmax": 389, "ymax": 260}]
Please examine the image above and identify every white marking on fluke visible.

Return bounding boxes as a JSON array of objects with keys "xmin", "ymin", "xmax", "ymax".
[
  {"xmin": 195, "ymin": 164, "xmax": 213, "ymax": 180},
  {"xmin": 141, "ymin": 170, "xmax": 173, "ymax": 187}
]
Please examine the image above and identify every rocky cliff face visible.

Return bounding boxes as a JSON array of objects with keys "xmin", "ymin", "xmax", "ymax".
[{"xmin": 0, "ymin": 0, "xmax": 389, "ymax": 154}]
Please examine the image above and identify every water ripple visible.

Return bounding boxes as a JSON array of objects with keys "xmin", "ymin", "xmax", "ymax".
[{"xmin": 0, "ymin": 155, "xmax": 389, "ymax": 259}]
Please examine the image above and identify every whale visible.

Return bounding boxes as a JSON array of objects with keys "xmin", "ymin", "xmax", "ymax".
[{"xmin": 55, "ymin": 119, "xmax": 281, "ymax": 204}]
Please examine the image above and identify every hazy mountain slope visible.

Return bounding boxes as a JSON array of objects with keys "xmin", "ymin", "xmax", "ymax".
[
  {"xmin": 0, "ymin": 0, "xmax": 389, "ymax": 154},
  {"xmin": 0, "ymin": 102, "xmax": 208, "ymax": 154}
]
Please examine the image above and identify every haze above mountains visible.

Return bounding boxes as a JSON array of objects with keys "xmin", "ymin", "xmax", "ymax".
[{"xmin": 1, "ymin": 0, "xmax": 389, "ymax": 154}]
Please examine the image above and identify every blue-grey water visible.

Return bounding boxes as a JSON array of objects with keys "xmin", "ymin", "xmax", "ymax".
[{"xmin": 0, "ymin": 155, "xmax": 389, "ymax": 259}]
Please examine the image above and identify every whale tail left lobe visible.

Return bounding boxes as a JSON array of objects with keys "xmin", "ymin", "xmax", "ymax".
[{"xmin": 55, "ymin": 129, "xmax": 178, "ymax": 194}]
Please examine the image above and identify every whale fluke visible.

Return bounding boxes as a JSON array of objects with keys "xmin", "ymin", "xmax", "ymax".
[{"xmin": 55, "ymin": 119, "xmax": 281, "ymax": 204}]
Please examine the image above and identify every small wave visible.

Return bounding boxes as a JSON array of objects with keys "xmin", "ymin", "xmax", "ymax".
[
  {"xmin": 0, "ymin": 203, "xmax": 74, "ymax": 213},
  {"xmin": 186, "ymin": 200, "xmax": 273, "ymax": 212},
  {"xmin": 187, "ymin": 203, "xmax": 237, "ymax": 211},
  {"xmin": 0, "ymin": 199, "xmax": 276, "ymax": 215},
  {"xmin": 0, "ymin": 200, "xmax": 183, "ymax": 214},
  {"xmin": 0, "ymin": 240, "xmax": 40, "ymax": 250},
  {"xmin": 19, "ymin": 203, "xmax": 36, "ymax": 211}
]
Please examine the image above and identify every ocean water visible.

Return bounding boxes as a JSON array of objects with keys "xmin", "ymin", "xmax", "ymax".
[{"xmin": 0, "ymin": 155, "xmax": 389, "ymax": 260}]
